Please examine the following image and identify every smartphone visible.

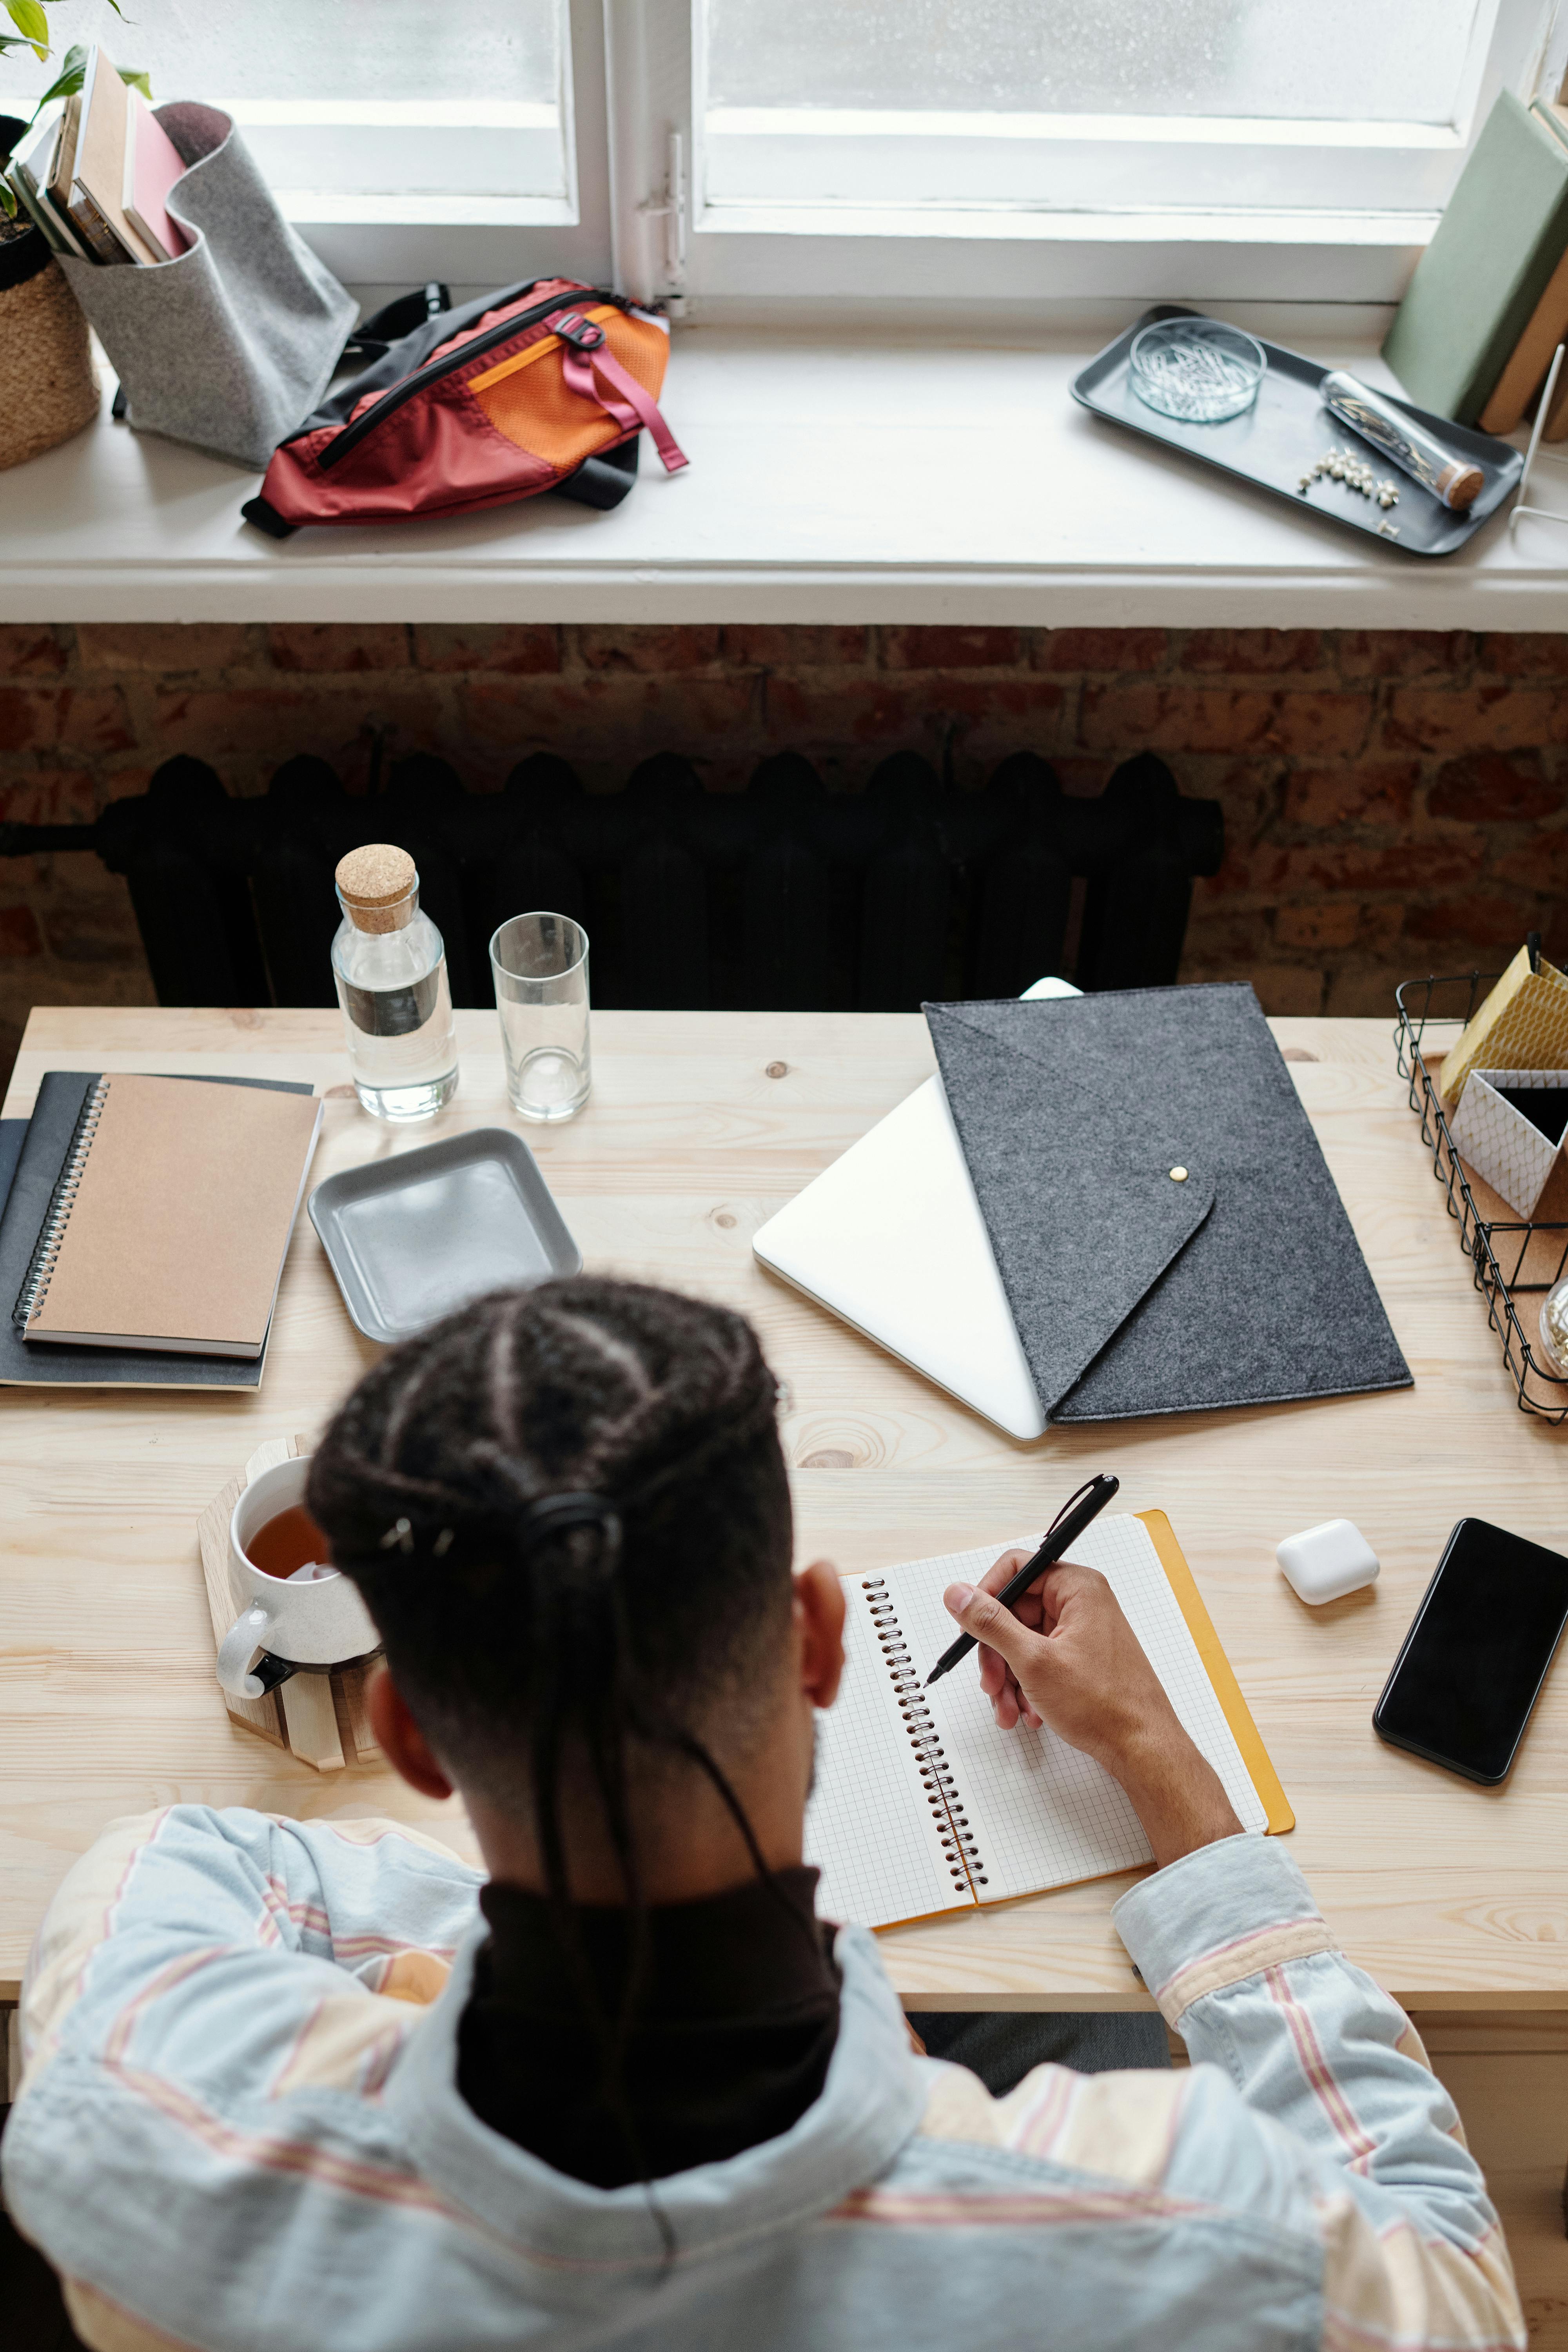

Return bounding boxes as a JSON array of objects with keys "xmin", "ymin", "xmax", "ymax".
[{"xmin": 1373, "ymin": 1518, "xmax": 1568, "ymax": 1784}]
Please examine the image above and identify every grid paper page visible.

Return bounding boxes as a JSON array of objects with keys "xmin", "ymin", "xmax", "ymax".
[
  {"xmin": 804, "ymin": 1572, "xmax": 968, "ymax": 1929},
  {"xmin": 888, "ymin": 1515, "xmax": 1269, "ymax": 1904}
]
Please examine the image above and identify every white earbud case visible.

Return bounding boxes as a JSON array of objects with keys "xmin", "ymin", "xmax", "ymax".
[{"xmin": 1277, "ymin": 1519, "xmax": 1379, "ymax": 1605}]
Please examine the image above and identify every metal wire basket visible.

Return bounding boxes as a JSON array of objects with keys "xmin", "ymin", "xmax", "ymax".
[{"xmin": 1394, "ymin": 971, "xmax": 1568, "ymax": 1422}]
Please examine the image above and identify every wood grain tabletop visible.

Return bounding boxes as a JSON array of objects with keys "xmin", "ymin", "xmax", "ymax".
[{"xmin": 0, "ymin": 1004, "xmax": 1564, "ymax": 2011}]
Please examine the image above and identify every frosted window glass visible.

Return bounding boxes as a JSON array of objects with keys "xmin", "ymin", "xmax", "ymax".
[
  {"xmin": 0, "ymin": 0, "xmax": 560, "ymax": 109},
  {"xmin": 706, "ymin": 0, "xmax": 1486, "ymax": 127}
]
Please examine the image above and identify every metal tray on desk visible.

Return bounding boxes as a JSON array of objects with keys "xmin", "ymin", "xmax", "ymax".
[
  {"xmin": 1072, "ymin": 305, "xmax": 1523, "ymax": 558},
  {"xmin": 309, "ymin": 1126, "xmax": 581, "ymax": 1346}
]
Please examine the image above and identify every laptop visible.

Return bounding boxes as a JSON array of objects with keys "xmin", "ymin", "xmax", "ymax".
[{"xmin": 751, "ymin": 980, "xmax": 1078, "ymax": 1441}]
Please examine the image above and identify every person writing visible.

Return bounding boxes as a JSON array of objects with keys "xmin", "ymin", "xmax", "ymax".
[{"xmin": 3, "ymin": 1279, "xmax": 1523, "ymax": 2351}]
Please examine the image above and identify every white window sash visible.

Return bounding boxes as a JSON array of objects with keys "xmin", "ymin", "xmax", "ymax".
[
  {"xmin": 263, "ymin": 0, "xmax": 612, "ymax": 290},
  {"xmin": 607, "ymin": 0, "xmax": 1564, "ymax": 310},
  {"xmin": 702, "ymin": 111, "xmax": 1469, "ymax": 217},
  {"xmin": 27, "ymin": 1, "xmax": 1543, "ymax": 305}
]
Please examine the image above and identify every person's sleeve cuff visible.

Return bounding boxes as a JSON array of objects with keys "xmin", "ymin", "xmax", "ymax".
[{"xmin": 1112, "ymin": 1833, "xmax": 1338, "ymax": 2028}]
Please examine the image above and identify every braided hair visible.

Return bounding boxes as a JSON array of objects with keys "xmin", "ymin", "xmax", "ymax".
[{"xmin": 307, "ymin": 1277, "xmax": 797, "ymax": 2192}]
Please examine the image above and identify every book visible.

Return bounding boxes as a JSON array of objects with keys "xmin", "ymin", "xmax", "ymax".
[
  {"xmin": 0, "ymin": 1072, "xmax": 303, "ymax": 1391},
  {"xmin": 4, "ymin": 116, "xmax": 86, "ymax": 259},
  {"xmin": 121, "ymin": 91, "xmax": 189, "ymax": 262},
  {"xmin": 20, "ymin": 1072, "xmax": 321, "ymax": 1355},
  {"xmin": 804, "ymin": 1510, "xmax": 1290, "ymax": 1931},
  {"xmin": 1477, "ymin": 241, "xmax": 1568, "ymax": 433},
  {"xmin": 1478, "ymin": 101, "xmax": 1568, "ymax": 433},
  {"xmin": 1382, "ymin": 91, "xmax": 1568, "ymax": 426},
  {"xmin": 0, "ymin": 1068, "xmax": 319, "ymax": 1374},
  {"xmin": 44, "ymin": 93, "xmax": 85, "ymax": 248},
  {"xmin": 1530, "ymin": 103, "xmax": 1568, "ymax": 439},
  {"xmin": 67, "ymin": 181, "xmax": 137, "ymax": 267},
  {"xmin": 67, "ymin": 44, "xmax": 159, "ymax": 267},
  {"xmin": 0, "ymin": 1117, "xmax": 28, "ymax": 1217}
]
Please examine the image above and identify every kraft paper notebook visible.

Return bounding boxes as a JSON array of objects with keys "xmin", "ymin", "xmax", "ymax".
[
  {"xmin": 805, "ymin": 1510, "xmax": 1290, "ymax": 1931},
  {"xmin": 69, "ymin": 45, "xmax": 162, "ymax": 266},
  {"xmin": 0, "ymin": 1072, "xmax": 319, "ymax": 1390}
]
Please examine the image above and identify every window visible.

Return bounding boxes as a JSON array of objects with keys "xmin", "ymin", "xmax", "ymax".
[
  {"xmin": 699, "ymin": 0, "xmax": 1544, "ymax": 216},
  {"xmin": 1, "ymin": 0, "xmax": 612, "ymax": 282},
  {"xmin": 4, "ymin": 1, "xmax": 1564, "ymax": 304},
  {"xmin": 615, "ymin": 0, "xmax": 1564, "ymax": 307}
]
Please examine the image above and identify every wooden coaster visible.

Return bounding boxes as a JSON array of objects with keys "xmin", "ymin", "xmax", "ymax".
[{"xmin": 196, "ymin": 1434, "xmax": 380, "ymax": 1774}]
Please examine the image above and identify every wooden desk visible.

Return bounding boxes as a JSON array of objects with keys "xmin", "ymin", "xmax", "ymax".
[{"xmin": 2, "ymin": 1005, "xmax": 1566, "ymax": 2016}]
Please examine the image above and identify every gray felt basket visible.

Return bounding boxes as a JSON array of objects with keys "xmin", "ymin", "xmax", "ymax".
[{"xmin": 56, "ymin": 101, "xmax": 355, "ymax": 469}]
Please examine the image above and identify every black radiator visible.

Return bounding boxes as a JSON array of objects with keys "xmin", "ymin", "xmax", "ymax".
[{"xmin": 0, "ymin": 747, "xmax": 1222, "ymax": 1012}]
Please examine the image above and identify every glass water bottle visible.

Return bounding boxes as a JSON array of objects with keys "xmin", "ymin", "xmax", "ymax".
[{"xmin": 332, "ymin": 844, "xmax": 459, "ymax": 1121}]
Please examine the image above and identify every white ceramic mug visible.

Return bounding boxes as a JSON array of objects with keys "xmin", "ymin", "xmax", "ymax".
[{"xmin": 217, "ymin": 1455, "xmax": 379, "ymax": 1700}]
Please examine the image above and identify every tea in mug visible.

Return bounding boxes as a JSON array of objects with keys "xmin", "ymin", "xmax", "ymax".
[{"xmin": 247, "ymin": 1503, "xmax": 331, "ymax": 1581}]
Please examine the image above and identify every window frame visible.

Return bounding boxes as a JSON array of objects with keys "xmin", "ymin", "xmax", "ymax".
[
  {"xmin": 274, "ymin": 0, "xmax": 615, "ymax": 293},
  {"xmin": 13, "ymin": 2, "xmax": 1556, "ymax": 307},
  {"xmin": 606, "ymin": 0, "xmax": 1567, "ymax": 312}
]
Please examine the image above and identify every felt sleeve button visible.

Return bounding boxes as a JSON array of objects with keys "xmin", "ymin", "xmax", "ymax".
[{"xmin": 1169, "ymin": 1165, "xmax": 1189, "ymax": 1181}]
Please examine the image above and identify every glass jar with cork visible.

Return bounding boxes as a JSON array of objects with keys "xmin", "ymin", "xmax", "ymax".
[{"xmin": 332, "ymin": 844, "xmax": 459, "ymax": 1120}]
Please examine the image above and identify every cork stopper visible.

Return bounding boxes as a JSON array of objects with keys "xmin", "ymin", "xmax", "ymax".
[
  {"xmin": 1436, "ymin": 460, "xmax": 1485, "ymax": 513},
  {"xmin": 336, "ymin": 844, "xmax": 417, "ymax": 934}
]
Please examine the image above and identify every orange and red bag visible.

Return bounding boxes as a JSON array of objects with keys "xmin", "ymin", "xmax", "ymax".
[{"xmin": 242, "ymin": 276, "xmax": 686, "ymax": 537}]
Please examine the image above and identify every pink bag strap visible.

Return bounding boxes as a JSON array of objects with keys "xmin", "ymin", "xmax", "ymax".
[{"xmin": 552, "ymin": 310, "xmax": 688, "ymax": 473}]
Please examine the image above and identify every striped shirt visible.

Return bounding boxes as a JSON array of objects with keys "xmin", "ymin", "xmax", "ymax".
[{"xmin": 2, "ymin": 1808, "xmax": 1524, "ymax": 2352}]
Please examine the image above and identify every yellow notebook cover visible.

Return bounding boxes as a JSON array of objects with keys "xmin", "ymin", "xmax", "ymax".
[{"xmin": 1138, "ymin": 1508, "xmax": 1293, "ymax": 1836}]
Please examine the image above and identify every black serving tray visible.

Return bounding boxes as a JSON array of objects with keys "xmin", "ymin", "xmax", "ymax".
[{"xmin": 1072, "ymin": 304, "xmax": 1523, "ymax": 558}]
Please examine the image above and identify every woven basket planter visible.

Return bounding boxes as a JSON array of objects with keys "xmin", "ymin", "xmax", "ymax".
[
  {"xmin": 0, "ymin": 114, "xmax": 99, "ymax": 473},
  {"xmin": 0, "ymin": 231, "xmax": 99, "ymax": 470}
]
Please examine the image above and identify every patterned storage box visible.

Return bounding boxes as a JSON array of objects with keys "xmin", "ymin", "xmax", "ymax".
[
  {"xmin": 1447, "ymin": 1067, "xmax": 1568, "ymax": 1218},
  {"xmin": 1441, "ymin": 943, "xmax": 1568, "ymax": 1109}
]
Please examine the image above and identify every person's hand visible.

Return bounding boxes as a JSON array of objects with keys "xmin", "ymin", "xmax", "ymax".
[
  {"xmin": 948, "ymin": 1550, "xmax": 1166, "ymax": 1753},
  {"xmin": 942, "ymin": 1550, "xmax": 1242, "ymax": 1867}
]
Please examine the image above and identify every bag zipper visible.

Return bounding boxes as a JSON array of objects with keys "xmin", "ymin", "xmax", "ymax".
[{"xmin": 316, "ymin": 285, "xmax": 630, "ymax": 472}]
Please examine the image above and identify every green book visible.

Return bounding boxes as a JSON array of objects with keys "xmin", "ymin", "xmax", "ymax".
[
  {"xmin": 1382, "ymin": 90, "xmax": 1568, "ymax": 425},
  {"xmin": 3, "ymin": 163, "xmax": 66, "ymax": 253}
]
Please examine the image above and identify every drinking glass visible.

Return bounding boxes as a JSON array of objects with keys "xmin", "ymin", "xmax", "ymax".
[{"xmin": 490, "ymin": 912, "xmax": 591, "ymax": 1122}]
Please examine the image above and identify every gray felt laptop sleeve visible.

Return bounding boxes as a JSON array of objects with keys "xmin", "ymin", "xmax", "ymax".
[
  {"xmin": 57, "ymin": 102, "xmax": 355, "ymax": 469},
  {"xmin": 924, "ymin": 984, "xmax": 1412, "ymax": 1423}
]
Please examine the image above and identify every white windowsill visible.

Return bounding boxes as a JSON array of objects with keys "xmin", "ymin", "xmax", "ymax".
[{"xmin": 3, "ymin": 319, "xmax": 1565, "ymax": 628}]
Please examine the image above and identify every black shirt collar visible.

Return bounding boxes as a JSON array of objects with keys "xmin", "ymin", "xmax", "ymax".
[
  {"xmin": 476, "ymin": 1865, "xmax": 836, "ymax": 2021},
  {"xmin": 457, "ymin": 1866, "xmax": 842, "ymax": 2190}
]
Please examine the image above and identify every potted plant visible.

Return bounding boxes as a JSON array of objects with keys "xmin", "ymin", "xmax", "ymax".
[{"xmin": 0, "ymin": 0, "xmax": 145, "ymax": 467}]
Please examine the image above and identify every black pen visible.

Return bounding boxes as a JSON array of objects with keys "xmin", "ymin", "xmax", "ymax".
[{"xmin": 925, "ymin": 1474, "xmax": 1120, "ymax": 1686}]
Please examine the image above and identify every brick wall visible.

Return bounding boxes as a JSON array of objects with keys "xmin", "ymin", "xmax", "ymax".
[{"xmin": 0, "ymin": 619, "xmax": 1563, "ymax": 1078}]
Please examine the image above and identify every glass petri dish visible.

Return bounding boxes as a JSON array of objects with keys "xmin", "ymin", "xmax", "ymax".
[{"xmin": 1129, "ymin": 318, "xmax": 1267, "ymax": 423}]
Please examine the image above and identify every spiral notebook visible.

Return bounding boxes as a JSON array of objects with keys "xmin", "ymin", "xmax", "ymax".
[
  {"xmin": 0, "ymin": 1072, "xmax": 320, "ymax": 1382},
  {"xmin": 805, "ymin": 1510, "xmax": 1291, "ymax": 1931}
]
